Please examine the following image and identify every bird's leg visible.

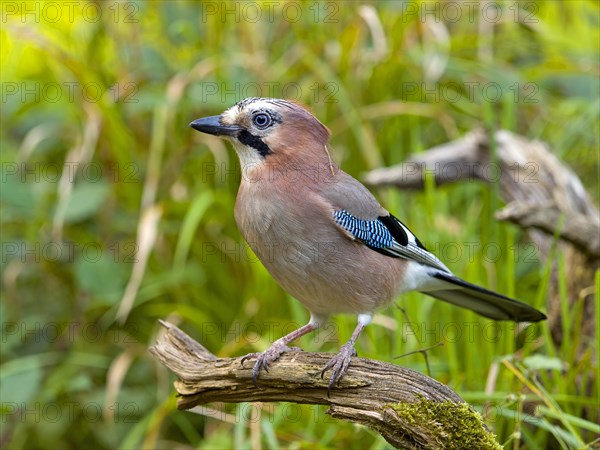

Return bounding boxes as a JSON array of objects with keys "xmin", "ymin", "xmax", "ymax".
[
  {"xmin": 321, "ymin": 313, "xmax": 372, "ymax": 393},
  {"xmin": 242, "ymin": 316, "xmax": 322, "ymax": 385}
]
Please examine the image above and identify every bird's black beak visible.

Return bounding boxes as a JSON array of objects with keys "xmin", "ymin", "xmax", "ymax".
[{"xmin": 189, "ymin": 116, "xmax": 240, "ymax": 136}]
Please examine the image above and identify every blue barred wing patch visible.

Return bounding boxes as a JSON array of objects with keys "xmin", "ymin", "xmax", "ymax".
[
  {"xmin": 333, "ymin": 210, "xmax": 394, "ymax": 249},
  {"xmin": 332, "ymin": 209, "xmax": 452, "ymax": 272}
]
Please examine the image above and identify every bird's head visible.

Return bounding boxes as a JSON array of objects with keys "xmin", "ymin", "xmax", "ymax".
[{"xmin": 190, "ymin": 98, "xmax": 332, "ymax": 173}]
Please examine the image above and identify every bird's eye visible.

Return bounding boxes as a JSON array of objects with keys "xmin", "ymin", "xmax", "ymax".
[{"xmin": 252, "ymin": 113, "xmax": 271, "ymax": 129}]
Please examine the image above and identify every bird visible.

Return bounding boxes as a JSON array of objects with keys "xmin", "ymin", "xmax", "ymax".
[{"xmin": 189, "ymin": 97, "xmax": 546, "ymax": 391}]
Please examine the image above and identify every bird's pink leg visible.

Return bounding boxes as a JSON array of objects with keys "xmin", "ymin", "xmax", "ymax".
[
  {"xmin": 321, "ymin": 313, "xmax": 371, "ymax": 393},
  {"xmin": 242, "ymin": 321, "xmax": 318, "ymax": 385}
]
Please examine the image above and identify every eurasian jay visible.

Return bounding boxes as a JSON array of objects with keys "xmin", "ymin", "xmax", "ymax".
[{"xmin": 190, "ymin": 97, "xmax": 546, "ymax": 390}]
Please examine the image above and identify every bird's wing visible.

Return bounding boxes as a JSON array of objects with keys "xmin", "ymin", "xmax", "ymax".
[
  {"xmin": 318, "ymin": 170, "xmax": 450, "ymax": 272},
  {"xmin": 332, "ymin": 208, "xmax": 451, "ymax": 273}
]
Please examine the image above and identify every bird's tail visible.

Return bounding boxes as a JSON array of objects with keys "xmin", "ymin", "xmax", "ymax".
[{"xmin": 421, "ymin": 271, "xmax": 546, "ymax": 322}]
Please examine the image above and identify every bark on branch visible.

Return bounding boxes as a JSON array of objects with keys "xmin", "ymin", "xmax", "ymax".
[{"xmin": 149, "ymin": 320, "xmax": 500, "ymax": 450}]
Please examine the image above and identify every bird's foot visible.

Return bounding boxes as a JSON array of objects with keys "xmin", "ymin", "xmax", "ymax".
[
  {"xmin": 320, "ymin": 342, "xmax": 357, "ymax": 394},
  {"xmin": 241, "ymin": 341, "xmax": 302, "ymax": 385}
]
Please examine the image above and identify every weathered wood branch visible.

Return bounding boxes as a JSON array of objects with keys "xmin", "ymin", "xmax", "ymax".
[
  {"xmin": 363, "ymin": 129, "xmax": 600, "ymax": 260},
  {"xmin": 363, "ymin": 128, "xmax": 598, "ymax": 351},
  {"xmin": 495, "ymin": 201, "xmax": 600, "ymax": 258},
  {"xmin": 149, "ymin": 320, "xmax": 500, "ymax": 450}
]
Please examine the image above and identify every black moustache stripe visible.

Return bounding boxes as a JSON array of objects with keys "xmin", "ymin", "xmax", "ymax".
[{"xmin": 238, "ymin": 130, "xmax": 271, "ymax": 157}]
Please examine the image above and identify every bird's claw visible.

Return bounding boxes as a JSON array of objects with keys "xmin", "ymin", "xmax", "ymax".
[
  {"xmin": 241, "ymin": 342, "xmax": 302, "ymax": 386},
  {"xmin": 320, "ymin": 343, "xmax": 357, "ymax": 395}
]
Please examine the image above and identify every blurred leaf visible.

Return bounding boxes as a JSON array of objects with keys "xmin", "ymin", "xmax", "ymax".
[
  {"xmin": 522, "ymin": 354, "xmax": 565, "ymax": 371},
  {"xmin": 62, "ymin": 180, "xmax": 110, "ymax": 223},
  {"xmin": 74, "ymin": 251, "xmax": 126, "ymax": 304},
  {"xmin": 1, "ymin": 368, "xmax": 42, "ymax": 405},
  {"xmin": 537, "ymin": 406, "xmax": 600, "ymax": 434},
  {"xmin": 0, "ymin": 176, "xmax": 36, "ymax": 220},
  {"xmin": 173, "ymin": 190, "xmax": 214, "ymax": 270}
]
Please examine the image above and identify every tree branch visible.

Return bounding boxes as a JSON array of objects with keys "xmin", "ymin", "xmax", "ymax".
[
  {"xmin": 149, "ymin": 320, "xmax": 500, "ymax": 450},
  {"xmin": 362, "ymin": 128, "xmax": 599, "ymax": 351},
  {"xmin": 495, "ymin": 201, "xmax": 600, "ymax": 258},
  {"xmin": 362, "ymin": 129, "xmax": 600, "ymax": 260}
]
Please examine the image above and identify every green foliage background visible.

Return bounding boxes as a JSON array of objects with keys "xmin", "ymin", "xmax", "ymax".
[{"xmin": 1, "ymin": 1, "xmax": 598, "ymax": 449}]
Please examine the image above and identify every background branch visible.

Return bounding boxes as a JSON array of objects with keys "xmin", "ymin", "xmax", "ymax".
[
  {"xmin": 362, "ymin": 129, "xmax": 599, "ymax": 259},
  {"xmin": 363, "ymin": 129, "xmax": 599, "ymax": 351}
]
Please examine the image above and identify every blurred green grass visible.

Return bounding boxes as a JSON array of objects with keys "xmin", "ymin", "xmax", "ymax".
[{"xmin": 1, "ymin": 1, "xmax": 598, "ymax": 449}]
